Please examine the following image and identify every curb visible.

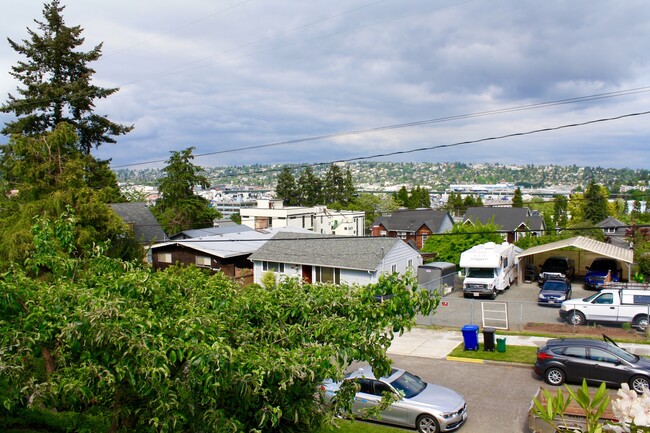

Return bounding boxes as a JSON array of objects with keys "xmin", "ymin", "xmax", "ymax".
[{"xmin": 445, "ymin": 356, "xmax": 484, "ymax": 364}]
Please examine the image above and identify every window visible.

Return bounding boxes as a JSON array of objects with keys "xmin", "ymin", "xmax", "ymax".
[
  {"xmin": 372, "ymin": 381, "xmax": 394, "ymax": 397},
  {"xmin": 421, "ymin": 234, "xmax": 428, "ymax": 244},
  {"xmin": 633, "ymin": 295, "xmax": 650, "ymax": 304},
  {"xmin": 589, "ymin": 348, "xmax": 618, "ymax": 364},
  {"xmin": 408, "ymin": 259, "xmax": 413, "ymax": 268},
  {"xmin": 605, "ymin": 227, "xmax": 616, "ymax": 234},
  {"xmin": 391, "ymin": 264, "xmax": 397, "ymax": 273},
  {"xmin": 355, "ymin": 378, "xmax": 373, "ymax": 394},
  {"xmin": 262, "ymin": 261, "xmax": 285, "ymax": 272},
  {"xmin": 316, "ymin": 266, "xmax": 340, "ymax": 284},
  {"xmin": 594, "ymin": 293, "xmax": 614, "ymax": 304},
  {"xmin": 158, "ymin": 252, "xmax": 172, "ymax": 263},
  {"xmin": 563, "ymin": 346, "xmax": 587, "ymax": 359},
  {"xmin": 380, "ymin": 230, "xmax": 387, "ymax": 237},
  {"xmin": 397, "ymin": 231, "xmax": 407, "ymax": 239},
  {"xmin": 196, "ymin": 256, "xmax": 211, "ymax": 267}
]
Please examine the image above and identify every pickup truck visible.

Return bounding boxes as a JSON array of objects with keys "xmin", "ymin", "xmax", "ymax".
[
  {"xmin": 538, "ymin": 256, "xmax": 575, "ymax": 286},
  {"xmin": 559, "ymin": 288, "xmax": 650, "ymax": 329}
]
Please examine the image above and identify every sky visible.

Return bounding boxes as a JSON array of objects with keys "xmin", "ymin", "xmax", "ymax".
[{"xmin": 1, "ymin": 0, "xmax": 650, "ymax": 170}]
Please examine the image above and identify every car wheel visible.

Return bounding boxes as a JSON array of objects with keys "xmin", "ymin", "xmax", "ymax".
[
  {"xmin": 490, "ymin": 289, "xmax": 497, "ymax": 300},
  {"xmin": 463, "ymin": 293, "xmax": 471, "ymax": 299},
  {"xmin": 633, "ymin": 315, "xmax": 649, "ymax": 331},
  {"xmin": 630, "ymin": 376, "xmax": 650, "ymax": 393},
  {"xmin": 568, "ymin": 311, "xmax": 586, "ymax": 326},
  {"xmin": 544, "ymin": 367, "xmax": 566, "ymax": 386},
  {"xmin": 416, "ymin": 414, "xmax": 440, "ymax": 433}
]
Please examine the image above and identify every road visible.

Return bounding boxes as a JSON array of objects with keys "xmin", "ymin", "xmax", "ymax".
[{"xmin": 388, "ymin": 355, "xmax": 544, "ymax": 433}]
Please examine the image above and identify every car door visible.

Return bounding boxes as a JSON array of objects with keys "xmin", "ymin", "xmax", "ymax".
[
  {"xmin": 585, "ymin": 293, "xmax": 618, "ymax": 322},
  {"xmin": 585, "ymin": 347, "xmax": 631, "ymax": 386},
  {"xmin": 351, "ymin": 379, "xmax": 407, "ymax": 426},
  {"xmin": 559, "ymin": 346, "xmax": 591, "ymax": 381}
]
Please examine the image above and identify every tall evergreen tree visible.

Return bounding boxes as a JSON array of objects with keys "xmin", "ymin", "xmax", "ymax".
[
  {"xmin": 297, "ymin": 166, "xmax": 322, "ymax": 206},
  {"xmin": 553, "ymin": 194, "xmax": 569, "ymax": 228},
  {"xmin": 151, "ymin": 147, "xmax": 220, "ymax": 235},
  {"xmin": 323, "ymin": 164, "xmax": 345, "ymax": 204},
  {"xmin": 1, "ymin": 0, "xmax": 133, "ymax": 154},
  {"xmin": 394, "ymin": 186, "xmax": 410, "ymax": 208},
  {"xmin": 512, "ymin": 187, "xmax": 524, "ymax": 207},
  {"xmin": 276, "ymin": 167, "xmax": 298, "ymax": 205},
  {"xmin": 582, "ymin": 179, "xmax": 609, "ymax": 224},
  {"xmin": 342, "ymin": 167, "xmax": 356, "ymax": 206}
]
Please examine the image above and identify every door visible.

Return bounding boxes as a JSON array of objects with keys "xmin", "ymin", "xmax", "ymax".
[
  {"xmin": 585, "ymin": 347, "xmax": 630, "ymax": 386},
  {"xmin": 302, "ymin": 265, "xmax": 312, "ymax": 284},
  {"xmin": 586, "ymin": 292, "xmax": 619, "ymax": 322}
]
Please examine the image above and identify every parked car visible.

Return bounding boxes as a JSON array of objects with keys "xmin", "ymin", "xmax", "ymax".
[
  {"xmin": 538, "ymin": 277, "xmax": 572, "ymax": 306},
  {"xmin": 584, "ymin": 257, "xmax": 623, "ymax": 290},
  {"xmin": 534, "ymin": 335, "xmax": 650, "ymax": 393},
  {"xmin": 322, "ymin": 365, "xmax": 468, "ymax": 433},
  {"xmin": 538, "ymin": 256, "xmax": 575, "ymax": 286}
]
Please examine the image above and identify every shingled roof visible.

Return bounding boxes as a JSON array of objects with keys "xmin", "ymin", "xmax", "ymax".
[
  {"xmin": 463, "ymin": 207, "xmax": 545, "ymax": 231},
  {"xmin": 109, "ymin": 202, "xmax": 168, "ymax": 244},
  {"xmin": 372, "ymin": 209, "xmax": 451, "ymax": 233},
  {"xmin": 249, "ymin": 232, "xmax": 409, "ymax": 272}
]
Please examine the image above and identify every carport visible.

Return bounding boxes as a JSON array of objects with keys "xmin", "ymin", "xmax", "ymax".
[{"xmin": 516, "ymin": 236, "xmax": 634, "ymax": 283}]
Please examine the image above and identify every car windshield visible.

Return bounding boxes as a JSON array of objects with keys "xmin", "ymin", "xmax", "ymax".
[
  {"xmin": 591, "ymin": 261, "xmax": 616, "ymax": 272},
  {"xmin": 389, "ymin": 371, "xmax": 426, "ymax": 399},
  {"xmin": 544, "ymin": 259, "xmax": 566, "ymax": 270},
  {"xmin": 542, "ymin": 282, "xmax": 567, "ymax": 291},
  {"xmin": 467, "ymin": 268, "xmax": 494, "ymax": 278}
]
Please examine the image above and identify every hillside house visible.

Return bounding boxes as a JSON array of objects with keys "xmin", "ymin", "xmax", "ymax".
[
  {"xmin": 462, "ymin": 206, "xmax": 546, "ymax": 243},
  {"xmin": 109, "ymin": 202, "xmax": 168, "ymax": 244},
  {"xmin": 370, "ymin": 209, "xmax": 454, "ymax": 249},
  {"xmin": 248, "ymin": 232, "xmax": 422, "ymax": 286}
]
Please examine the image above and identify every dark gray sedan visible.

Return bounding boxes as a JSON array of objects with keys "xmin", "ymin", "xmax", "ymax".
[
  {"xmin": 537, "ymin": 278, "xmax": 572, "ymax": 306},
  {"xmin": 534, "ymin": 335, "xmax": 650, "ymax": 393},
  {"xmin": 322, "ymin": 365, "xmax": 468, "ymax": 433}
]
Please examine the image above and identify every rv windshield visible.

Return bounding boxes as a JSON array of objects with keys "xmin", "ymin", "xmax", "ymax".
[{"xmin": 466, "ymin": 268, "xmax": 495, "ymax": 278}]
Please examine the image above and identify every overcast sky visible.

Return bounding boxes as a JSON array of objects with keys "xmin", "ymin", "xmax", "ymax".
[{"xmin": 1, "ymin": 1, "xmax": 650, "ymax": 170}]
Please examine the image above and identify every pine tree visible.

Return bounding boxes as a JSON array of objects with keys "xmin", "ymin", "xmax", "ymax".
[
  {"xmin": 323, "ymin": 164, "xmax": 345, "ymax": 205},
  {"xmin": 512, "ymin": 187, "xmax": 524, "ymax": 208},
  {"xmin": 151, "ymin": 147, "xmax": 220, "ymax": 235},
  {"xmin": 276, "ymin": 167, "xmax": 298, "ymax": 205},
  {"xmin": 583, "ymin": 179, "xmax": 609, "ymax": 224},
  {"xmin": 1, "ymin": 0, "xmax": 132, "ymax": 154},
  {"xmin": 297, "ymin": 166, "xmax": 322, "ymax": 206},
  {"xmin": 394, "ymin": 186, "xmax": 410, "ymax": 208}
]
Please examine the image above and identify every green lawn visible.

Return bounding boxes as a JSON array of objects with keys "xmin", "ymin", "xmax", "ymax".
[
  {"xmin": 447, "ymin": 342, "xmax": 538, "ymax": 364},
  {"xmin": 320, "ymin": 419, "xmax": 408, "ymax": 432}
]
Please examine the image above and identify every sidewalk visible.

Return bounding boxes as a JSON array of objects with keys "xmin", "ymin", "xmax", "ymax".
[{"xmin": 387, "ymin": 327, "xmax": 650, "ymax": 359}]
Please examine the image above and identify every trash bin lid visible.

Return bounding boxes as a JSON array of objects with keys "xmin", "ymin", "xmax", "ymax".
[
  {"xmin": 483, "ymin": 327, "xmax": 495, "ymax": 332},
  {"xmin": 461, "ymin": 324, "xmax": 479, "ymax": 332}
]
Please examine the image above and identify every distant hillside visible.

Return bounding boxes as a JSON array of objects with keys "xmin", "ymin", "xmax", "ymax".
[{"xmin": 115, "ymin": 162, "xmax": 650, "ymax": 193}]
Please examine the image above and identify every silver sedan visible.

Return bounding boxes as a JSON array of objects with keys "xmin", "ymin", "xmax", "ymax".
[{"xmin": 322, "ymin": 365, "xmax": 468, "ymax": 433}]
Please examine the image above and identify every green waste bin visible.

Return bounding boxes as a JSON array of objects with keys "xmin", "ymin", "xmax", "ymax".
[{"xmin": 496, "ymin": 337, "xmax": 506, "ymax": 353}]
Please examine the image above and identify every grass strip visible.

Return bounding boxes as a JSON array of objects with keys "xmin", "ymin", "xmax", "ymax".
[{"xmin": 447, "ymin": 342, "xmax": 538, "ymax": 364}]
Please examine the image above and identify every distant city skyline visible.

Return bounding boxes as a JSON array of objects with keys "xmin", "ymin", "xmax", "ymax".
[{"xmin": 2, "ymin": 1, "xmax": 650, "ymax": 169}]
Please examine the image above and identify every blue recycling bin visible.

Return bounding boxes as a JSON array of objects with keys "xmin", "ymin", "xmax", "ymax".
[{"xmin": 461, "ymin": 324, "xmax": 479, "ymax": 351}]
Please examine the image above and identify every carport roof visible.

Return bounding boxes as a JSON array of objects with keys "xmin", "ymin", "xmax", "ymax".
[{"xmin": 516, "ymin": 236, "xmax": 633, "ymax": 264}]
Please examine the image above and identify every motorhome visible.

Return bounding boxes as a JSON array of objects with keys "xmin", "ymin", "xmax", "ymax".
[{"xmin": 460, "ymin": 242, "xmax": 523, "ymax": 299}]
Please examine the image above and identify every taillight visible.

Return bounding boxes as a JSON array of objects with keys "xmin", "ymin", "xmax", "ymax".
[{"xmin": 537, "ymin": 352, "xmax": 553, "ymax": 361}]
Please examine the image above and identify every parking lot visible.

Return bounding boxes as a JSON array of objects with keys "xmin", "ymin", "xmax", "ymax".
[{"xmin": 416, "ymin": 278, "xmax": 594, "ymax": 330}]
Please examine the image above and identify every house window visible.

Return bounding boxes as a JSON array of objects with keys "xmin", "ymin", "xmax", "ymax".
[
  {"xmin": 391, "ymin": 264, "xmax": 397, "ymax": 273},
  {"xmin": 605, "ymin": 227, "xmax": 616, "ymax": 234},
  {"xmin": 315, "ymin": 266, "xmax": 340, "ymax": 284},
  {"xmin": 397, "ymin": 231, "xmax": 407, "ymax": 239},
  {"xmin": 421, "ymin": 234, "xmax": 428, "ymax": 245},
  {"xmin": 380, "ymin": 230, "xmax": 387, "ymax": 237},
  {"xmin": 408, "ymin": 259, "xmax": 413, "ymax": 268},
  {"xmin": 158, "ymin": 252, "xmax": 172, "ymax": 263},
  {"xmin": 196, "ymin": 256, "xmax": 211, "ymax": 267},
  {"xmin": 262, "ymin": 261, "xmax": 285, "ymax": 273}
]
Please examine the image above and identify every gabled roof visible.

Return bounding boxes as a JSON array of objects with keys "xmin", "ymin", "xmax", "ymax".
[
  {"xmin": 463, "ymin": 207, "xmax": 545, "ymax": 231},
  {"xmin": 597, "ymin": 216, "xmax": 626, "ymax": 228},
  {"xmin": 109, "ymin": 202, "xmax": 168, "ymax": 244},
  {"xmin": 150, "ymin": 227, "xmax": 312, "ymax": 259},
  {"xmin": 249, "ymin": 232, "xmax": 412, "ymax": 271},
  {"xmin": 372, "ymin": 209, "xmax": 452, "ymax": 233},
  {"xmin": 517, "ymin": 236, "xmax": 634, "ymax": 264}
]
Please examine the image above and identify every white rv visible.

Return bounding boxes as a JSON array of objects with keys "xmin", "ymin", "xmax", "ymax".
[{"xmin": 460, "ymin": 242, "xmax": 523, "ymax": 299}]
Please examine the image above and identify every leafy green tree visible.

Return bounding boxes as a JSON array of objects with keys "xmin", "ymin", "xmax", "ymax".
[
  {"xmin": 0, "ymin": 124, "xmax": 132, "ymax": 264},
  {"xmin": 553, "ymin": 195, "xmax": 569, "ymax": 228},
  {"xmin": 394, "ymin": 186, "xmax": 410, "ymax": 208},
  {"xmin": 512, "ymin": 187, "xmax": 524, "ymax": 207},
  {"xmin": 421, "ymin": 221, "xmax": 504, "ymax": 264},
  {"xmin": 0, "ymin": 210, "xmax": 436, "ymax": 432},
  {"xmin": 1, "ymin": 0, "xmax": 133, "ymax": 154},
  {"xmin": 445, "ymin": 191, "xmax": 464, "ymax": 216},
  {"xmin": 582, "ymin": 179, "xmax": 609, "ymax": 224},
  {"xmin": 297, "ymin": 166, "xmax": 322, "ymax": 206},
  {"xmin": 151, "ymin": 147, "xmax": 220, "ymax": 235},
  {"xmin": 275, "ymin": 166, "xmax": 299, "ymax": 205},
  {"xmin": 350, "ymin": 193, "xmax": 399, "ymax": 231}
]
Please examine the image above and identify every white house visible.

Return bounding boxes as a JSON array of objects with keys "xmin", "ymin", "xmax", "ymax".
[
  {"xmin": 248, "ymin": 232, "xmax": 422, "ymax": 286},
  {"xmin": 240, "ymin": 199, "xmax": 366, "ymax": 236}
]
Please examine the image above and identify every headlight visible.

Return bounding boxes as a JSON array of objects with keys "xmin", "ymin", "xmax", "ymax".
[
  {"xmin": 538, "ymin": 294, "xmax": 545, "ymax": 300},
  {"xmin": 441, "ymin": 411, "xmax": 455, "ymax": 419}
]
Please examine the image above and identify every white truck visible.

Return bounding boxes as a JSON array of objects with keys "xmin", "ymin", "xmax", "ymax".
[
  {"xmin": 460, "ymin": 241, "xmax": 522, "ymax": 299},
  {"xmin": 559, "ymin": 287, "xmax": 650, "ymax": 329}
]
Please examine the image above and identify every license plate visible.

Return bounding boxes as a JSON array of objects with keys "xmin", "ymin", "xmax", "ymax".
[
  {"xmin": 473, "ymin": 293, "xmax": 479, "ymax": 297},
  {"xmin": 548, "ymin": 300, "xmax": 555, "ymax": 304}
]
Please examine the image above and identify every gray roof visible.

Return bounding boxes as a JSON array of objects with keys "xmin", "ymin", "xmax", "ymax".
[
  {"xmin": 463, "ymin": 207, "xmax": 545, "ymax": 231},
  {"xmin": 151, "ymin": 227, "xmax": 312, "ymax": 259},
  {"xmin": 249, "ymin": 232, "xmax": 407, "ymax": 271},
  {"xmin": 170, "ymin": 224, "xmax": 253, "ymax": 240},
  {"xmin": 372, "ymin": 209, "xmax": 452, "ymax": 233},
  {"xmin": 109, "ymin": 202, "xmax": 168, "ymax": 244}
]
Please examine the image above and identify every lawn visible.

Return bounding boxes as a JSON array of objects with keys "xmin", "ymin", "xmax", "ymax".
[
  {"xmin": 320, "ymin": 419, "xmax": 408, "ymax": 433},
  {"xmin": 447, "ymin": 342, "xmax": 538, "ymax": 364}
]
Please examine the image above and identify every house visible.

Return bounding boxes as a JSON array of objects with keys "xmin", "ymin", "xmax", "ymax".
[
  {"xmin": 370, "ymin": 209, "xmax": 454, "ymax": 249},
  {"xmin": 109, "ymin": 202, "xmax": 168, "ymax": 244},
  {"xmin": 248, "ymin": 232, "xmax": 422, "ymax": 286},
  {"xmin": 169, "ymin": 222, "xmax": 252, "ymax": 240},
  {"xmin": 240, "ymin": 199, "xmax": 366, "ymax": 236},
  {"xmin": 596, "ymin": 216, "xmax": 630, "ymax": 248},
  {"xmin": 462, "ymin": 206, "xmax": 546, "ymax": 243},
  {"xmin": 149, "ymin": 227, "xmax": 312, "ymax": 285}
]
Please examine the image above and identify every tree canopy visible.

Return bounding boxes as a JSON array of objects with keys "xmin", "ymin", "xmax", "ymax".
[
  {"xmin": 275, "ymin": 164, "xmax": 356, "ymax": 207},
  {"xmin": 421, "ymin": 221, "xmax": 504, "ymax": 264},
  {"xmin": 0, "ymin": 209, "xmax": 436, "ymax": 432},
  {"xmin": 1, "ymin": 0, "xmax": 133, "ymax": 153},
  {"xmin": 151, "ymin": 147, "xmax": 220, "ymax": 235}
]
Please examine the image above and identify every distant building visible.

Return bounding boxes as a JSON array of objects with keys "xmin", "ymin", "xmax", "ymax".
[
  {"xmin": 240, "ymin": 199, "xmax": 366, "ymax": 236},
  {"xmin": 109, "ymin": 202, "xmax": 168, "ymax": 245},
  {"xmin": 462, "ymin": 206, "xmax": 546, "ymax": 243}
]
